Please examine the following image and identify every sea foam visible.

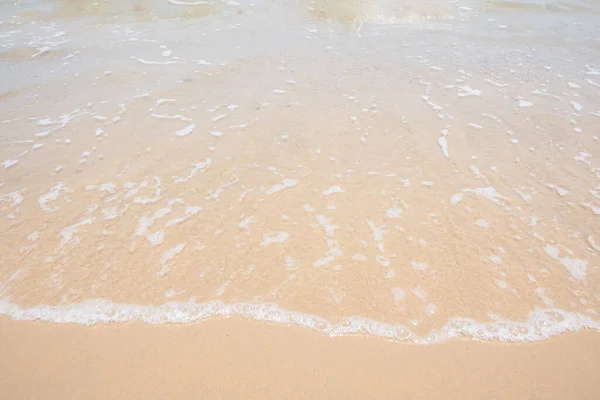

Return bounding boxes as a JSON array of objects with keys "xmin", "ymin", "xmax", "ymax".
[{"xmin": 0, "ymin": 298, "xmax": 598, "ymax": 344}]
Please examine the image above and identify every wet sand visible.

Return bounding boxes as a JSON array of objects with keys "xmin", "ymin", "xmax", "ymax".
[
  {"xmin": 1, "ymin": 0, "xmax": 600, "ymax": 397},
  {"xmin": 2, "ymin": 318, "xmax": 600, "ymax": 400}
]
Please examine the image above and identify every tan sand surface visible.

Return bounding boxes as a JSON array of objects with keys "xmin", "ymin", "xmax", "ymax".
[{"xmin": 2, "ymin": 318, "xmax": 600, "ymax": 400}]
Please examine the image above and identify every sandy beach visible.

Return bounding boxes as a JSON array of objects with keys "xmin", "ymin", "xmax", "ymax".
[
  {"xmin": 1, "ymin": 0, "xmax": 599, "ymax": 397},
  {"xmin": 2, "ymin": 317, "xmax": 600, "ymax": 399}
]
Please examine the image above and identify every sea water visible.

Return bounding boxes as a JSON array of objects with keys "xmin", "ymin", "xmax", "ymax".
[{"xmin": 0, "ymin": 0, "xmax": 599, "ymax": 342}]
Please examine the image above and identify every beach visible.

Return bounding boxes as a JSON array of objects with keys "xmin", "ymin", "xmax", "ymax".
[
  {"xmin": 2, "ymin": 318, "xmax": 600, "ymax": 399},
  {"xmin": 1, "ymin": 0, "xmax": 599, "ymax": 397}
]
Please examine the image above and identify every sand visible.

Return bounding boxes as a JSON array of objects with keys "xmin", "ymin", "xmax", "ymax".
[
  {"xmin": 2, "ymin": 318, "xmax": 600, "ymax": 400},
  {"xmin": 1, "ymin": 0, "xmax": 600, "ymax": 397}
]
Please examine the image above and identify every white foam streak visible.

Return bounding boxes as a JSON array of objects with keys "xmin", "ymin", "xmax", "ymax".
[
  {"xmin": 438, "ymin": 135, "xmax": 449, "ymax": 158},
  {"xmin": 0, "ymin": 191, "xmax": 23, "ymax": 207},
  {"xmin": 322, "ymin": 185, "xmax": 344, "ymax": 196},
  {"xmin": 39, "ymin": 182, "xmax": 71, "ymax": 212},
  {"xmin": 1, "ymin": 299, "xmax": 598, "ymax": 344},
  {"xmin": 261, "ymin": 232, "xmax": 290, "ymax": 246},
  {"xmin": 175, "ymin": 123, "xmax": 195, "ymax": 137},
  {"xmin": 151, "ymin": 113, "xmax": 193, "ymax": 122},
  {"xmin": 134, "ymin": 58, "xmax": 178, "ymax": 65},
  {"xmin": 463, "ymin": 187, "xmax": 510, "ymax": 206},
  {"xmin": 450, "ymin": 193, "xmax": 464, "ymax": 205},
  {"xmin": 2, "ymin": 159, "xmax": 18, "ymax": 168},
  {"xmin": 168, "ymin": 0, "xmax": 210, "ymax": 4},
  {"xmin": 457, "ymin": 86, "xmax": 481, "ymax": 97},
  {"xmin": 174, "ymin": 158, "xmax": 212, "ymax": 183},
  {"xmin": 266, "ymin": 178, "xmax": 298, "ymax": 195},
  {"xmin": 159, "ymin": 243, "xmax": 186, "ymax": 276},
  {"xmin": 165, "ymin": 206, "xmax": 202, "ymax": 227}
]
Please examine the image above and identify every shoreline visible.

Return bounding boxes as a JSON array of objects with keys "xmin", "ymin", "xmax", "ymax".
[
  {"xmin": 1, "ymin": 299, "xmax": 599, "ymax": 343},
  {"xmin": 2, "ymin": 317, "xmax": 600, "ymax": 399}
]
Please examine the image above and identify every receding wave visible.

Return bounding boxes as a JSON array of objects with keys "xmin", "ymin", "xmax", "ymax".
[{"xmin": 2, "ymin": 299, "xmax": 599, "ymax": 343}]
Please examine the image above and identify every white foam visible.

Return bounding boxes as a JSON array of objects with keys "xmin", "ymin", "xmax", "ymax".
[
  {"xmin": 165, "ymin": 206, "xmax": 202, "ymax": 227},
  {"xmin": 582, "ymin": 202, "xmax": 600, "ymax": 215},
  {"xmin": 438, "ymin": 134, "xmax": 449, "ymax": 158},
  {"xmin": 518, "ymin": 99, "xmax": 533, "ymax": 108},
  {"xmin": 156, "ymin": 98, "xmax": 176, "ymax": 106},
  {"xmin": 463, "ymin": 187, "xmax": 510, "ymax": 206},
  {"xmin": 546, "ymin": 184, "xmax": 568, "ymax": 197},
  {"xmin": 206, "ymin": 178, "xmax": 239, "ymax": 201},
  {"xmin": 159, "ymin": 243, "xmax": 186, "ymax": 276},
  {"xmin": 411, "ymin": 261, "xmax": 428, "ymax": 271},
  {"xmin": 174, "ymin": 158, "xmax": 212, "ymax": 183},
  {"xmin": 485, "ymin": 79, "xmax": 508, "ymax": 88},
  {"xmin": 411, "ymin": 287, "xmax": 427, "ymax": 299},
  {"xmin": 133, "ymin": 177, "xmax": 163, "ymax": 205},
  {"xmin": 570, "ymin": 101, "xmax": 583, "ymax": 112},
  {"xmin": 314, "ymin": 248, "xmax": 344, "ymax": 267},
  {"xmin": 456, "ymin": 85, "xmax": 481, "ymax": 97},
  {"xmin": 488, "ymin": 255, "xmax": 503, "ymax": 265},
  {"xmin": 209, "ymin": 131, "xmax": 223, "ymax": 137},
  {"xmin": 2, "ymin": 159, "xmax": 18, "ymax": 169},
  {"xmin": 422, "ymin": 95, "xmax": 442, "ymax": 111},
  {"xmin": 60, "ymin": 217, "xmax": 94, "ymax": 246},
  {"xmin": 0, "ymin": 299, "xmax": 599, "ymax": 343},
  {"xmin": 376, "ymin": 255, "xmax": 390, "ymax": 267},
  {"xmin": 544, "ymin": 244, "xmax": 560, "ymax": 260},
  {"xmin": 475, "ymin": 219, "xmax": 489, "ymax": 228},
  {"xmin": 385, "ymin": 208, "xmax": 403, "ymax": 218},
  {"xmin": 560, "ymin": 257, "xmax": 587, "ymax": 281},
  {"xmin": 238, "ymin": 216, "xmax": 257, "ymax": 231},
  {"xmin": 261, "ymin": 232, "xmax": 290, "ymax": 246},
  {"xmin": 39, "ymin": 182, "xmax": 71, "ymax": 212},
  {"xmin": 280, "ymin": 256, "xmax": 295, "ymax": 270},
  {"xmin": 536, "ymin": 288, "xmax": 554, "ymax": 307},
  {"xmin": 587, "ymin": 235, "xmax": 600, "ymax": 252},
  {"xmin": 102, "ymin": 206, "xmax": 118, "ymax": 220},
  {"xmin": 175, "ymin": 123, "xmax": 195, "ymax": 137},
  {"xmin": 367, "ymin": 220, "xmax": 386, "ymax": 253},
  {"xmin": 147, "ymin": 230, "xmax": 165, "ymax": 246},
  {"xmin": 312, "ymin": 215, "xmax": 343, "ymax": 266},
  {"xmin": 0, "ymin": 191, "xmax": 23, "ymax": 207},
  {"xmin": 450, "ymin": 193, "xmax": 464, "ymax": 205},
  {"xmin": 151, "ymin": 113, "xmax": 193, "ymax": 122},
  {"xmin": 470, "ymin": 165, "xmax": 486, "ymax": 180},
  {"xmin": 135, "ymin": 199, "xmax": 183, "ymax": 236},
  {"xmin": 266, "ymin": 178, "xmax": 298, "ymax": 195},
  {"xmin": 352, "ymin": 253, "xmax": 366, "ymax": 261},
  {"xmin": 513, "ymin": 188, "xmax": 531, "ymax": 202},
  {"xmin": 316, "ymin": 215, "xmax": 339, "ymax": 239},
  {"xmin": 322, "ymin": 185, "xmax": 344, "ymax": 196},
  {"xmin": 134, "ymin": 58, "xmax": 178, "ymax": 66}
]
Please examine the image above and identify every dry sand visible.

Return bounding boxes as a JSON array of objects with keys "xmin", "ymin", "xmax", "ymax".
[{"xmin": 2, "ymin": 318, "xmax": 600, "ymax": 400}]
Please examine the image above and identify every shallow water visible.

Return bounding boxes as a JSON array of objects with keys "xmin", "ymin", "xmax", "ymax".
[{"xmin": 1, "ymin": 0, "xmax": 599, "ymax": 342}]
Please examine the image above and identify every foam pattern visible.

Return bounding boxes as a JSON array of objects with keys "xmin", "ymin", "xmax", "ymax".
[{"xmin": 1, "ymin": 299, "xmax": 598, "ymax": 344}]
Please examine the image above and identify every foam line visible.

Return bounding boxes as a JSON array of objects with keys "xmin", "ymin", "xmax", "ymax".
[{"xmin": 0, "ymin": 298, "xmax": 598, "ymax": 344}]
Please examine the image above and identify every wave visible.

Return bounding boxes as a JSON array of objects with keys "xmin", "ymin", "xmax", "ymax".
[{"xmin": 1, "ymin": 298, "xmax": 598, "ymax": 343}]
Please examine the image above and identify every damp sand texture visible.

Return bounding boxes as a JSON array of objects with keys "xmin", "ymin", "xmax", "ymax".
[{"xmin": 1, "ymin": 0, "xmax": 600, "ymax": 398}]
